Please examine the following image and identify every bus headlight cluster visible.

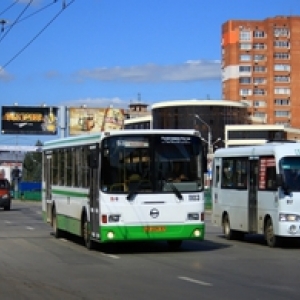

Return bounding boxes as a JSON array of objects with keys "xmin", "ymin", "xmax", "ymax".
[
  {"xmin": 108, "ymin": 214, "xmax": 121, "ymax": 223},
  {"xmin": 279, "ymin": 213, "xmax": 300, "ymax": 222},
  {"xmin": 187, "ymin": 213, "xmax": 199, "ymax": 220}
]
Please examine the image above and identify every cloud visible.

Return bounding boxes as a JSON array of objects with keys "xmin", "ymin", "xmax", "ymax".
[
  {"xmin": 60, "ymin": 97, "xmax": 130, "ymax": 109},
  {"xmin": 0, "ymin": 67, "xmax": 14, "ymax": 82},
  {"xmin": 72, "ymin": 60, "xmax": 221, "ymax": 83}
]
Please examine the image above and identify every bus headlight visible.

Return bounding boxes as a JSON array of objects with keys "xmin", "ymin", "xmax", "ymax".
[
  {"xmin": 279, "ymin": 213, "xmax": 300, "ymax": 222},
  {"xmin": 108, "ymin": 214, "xmax": 121, "ymax": 222},
  {"xmin": 193, "ymin": 229, "xmax": 201, "ymax": 237},
  {"xmin": 187, "ymin": 213, "xmax": 199, "ymax": 220},
  {"xmin": 107, "ymin": 231, "xmax": 115, "ymax": 239}
]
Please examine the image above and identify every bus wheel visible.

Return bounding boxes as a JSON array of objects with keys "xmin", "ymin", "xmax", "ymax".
[
  {"xmin": 168, "ymin": 240, "xmax": 182, "ymax": 250},
  {"xmin": 265, "ymin": 218, "xmax": 280, "ymax": 248},
  {"xmin": 223, "ymin": 214, "xmax": 235, "ymax": 240},
  {"xmin": 52, "ymin": 207, "xmax": 62, "ymax": 239},
  {"xmin": 83, "ymin": 215, "xmax": 94, "ymax": 250}
]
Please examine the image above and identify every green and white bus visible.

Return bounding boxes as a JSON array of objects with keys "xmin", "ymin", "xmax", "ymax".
[
  {"xmin": 42, "ymin": 129, "xmax": 206, "ymax": 249},
  {"xmin": 212, "ymin": 141, "xmax": 300, "ymax": 247}
]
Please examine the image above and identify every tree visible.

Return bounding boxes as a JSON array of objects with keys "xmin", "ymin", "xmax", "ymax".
[{"xmin": 22, "ymin": 140, "xmax": 43, "ymax": 182}]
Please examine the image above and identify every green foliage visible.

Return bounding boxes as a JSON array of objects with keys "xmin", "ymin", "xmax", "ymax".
[{"xmin": 22, "ymin": 140, "xmax": 43, "ymax": 182}]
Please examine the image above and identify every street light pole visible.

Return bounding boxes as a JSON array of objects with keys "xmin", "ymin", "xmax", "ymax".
[{"xmin": 195, "ymin": 114, "xmax": 212, "ymax": 154}]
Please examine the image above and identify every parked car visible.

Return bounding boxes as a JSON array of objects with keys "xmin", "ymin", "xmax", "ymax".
[{"xmin": 0, "ymin": 179, "xmax": 11, "ymax": 211}]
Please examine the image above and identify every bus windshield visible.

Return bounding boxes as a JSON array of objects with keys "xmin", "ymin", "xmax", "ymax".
[
  {"xmin": 100, "ymin": 134, "xmax": 203, "ymax": 194},
  {"xmin": 280, "ymin": 157, "xmax": 300, "ymax": 192}
]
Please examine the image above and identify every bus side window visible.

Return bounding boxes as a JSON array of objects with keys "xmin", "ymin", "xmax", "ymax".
[
  {"xmin": 214, "ymin": 166, "xmax": 220, "ymax": 187},
  {"xmin": 266, "ymin": 166, "xmax": 277, "ymax": 190}
]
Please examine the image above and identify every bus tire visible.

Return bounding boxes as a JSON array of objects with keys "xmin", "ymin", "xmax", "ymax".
[
  {"xmin": 265, "ymin": 218, "xmax": 280, "ymax": 248},
  {"xmin": 52, "ymin": 207, "xmax": 62, "ymax": 239},
  {"xmin": 223, "ymin": 214, "xmax": 236, "ymax": 240},
  {"xmin": 83, "ymin": 214, "xmax": 94, "ymax": 250}
]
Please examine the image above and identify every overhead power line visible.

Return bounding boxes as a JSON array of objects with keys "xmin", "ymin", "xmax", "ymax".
[
  {"xmin": 0, "ymin": 0, "xmax": 20, "ymax": 17},
  {"xmin": 0, "ymin": 0, "xmax": 33, "ymax": 44},
  {"xmin": 0, "ymin": 0, "xmax": 75, "ymax": 71}
]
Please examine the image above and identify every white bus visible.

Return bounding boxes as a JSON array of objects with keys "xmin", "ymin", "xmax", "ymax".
[
  {"xmin": 42, "ymin": 129, "xmax": 206, "ymax": 249},
  {"xmin": 212, "ymin": 141, "xmax": 300, "ymax": 247}
]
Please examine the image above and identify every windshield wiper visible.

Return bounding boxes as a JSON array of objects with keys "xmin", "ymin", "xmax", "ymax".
[
  {"xmin": 165, "ymin": 180, "xmax": 183, "ymax": 200},
  {"xmin": 126, "ymin": 172, "xmax": 150, "ymax": 201}
]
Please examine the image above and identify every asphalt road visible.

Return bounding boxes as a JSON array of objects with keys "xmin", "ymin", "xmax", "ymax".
[{"xmin": 0, "ymin": 200, "xmax": 300, "ymax": 300}]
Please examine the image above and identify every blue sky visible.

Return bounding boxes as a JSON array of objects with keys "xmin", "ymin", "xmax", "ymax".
[{"xmin": 1, "ymin": 0, "xmax": 300, "ymax": 145}]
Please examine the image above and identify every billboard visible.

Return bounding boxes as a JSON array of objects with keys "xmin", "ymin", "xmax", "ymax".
[
  {"xmin": 1, "ymin": 106, "xmax": 58, "ymax": 135},
  {"xmin": 69, "ymin": 107, "xmax": 125, "ymax": 136}
]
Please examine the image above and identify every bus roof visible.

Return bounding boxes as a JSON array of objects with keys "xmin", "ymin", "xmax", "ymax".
[
  {"xmin": 214, "ymin": 141, "xmax": 300, "ymax": 158},
  {"xmin": 43, "ymin": 129, "xmax": 200, "ymax": 150}
]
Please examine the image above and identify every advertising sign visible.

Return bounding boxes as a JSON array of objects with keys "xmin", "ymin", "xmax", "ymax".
[
  {"xmin": 69, "ymin": 107, "xmax": 124, "ymax": 136},
  {"xmin": 1, "ymin": 106, "xmax": 58, "ymax": 135}
]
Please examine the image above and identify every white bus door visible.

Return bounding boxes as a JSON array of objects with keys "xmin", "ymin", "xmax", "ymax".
[
  {"xmin": 248, "ymin": 159, "xmax": 259, "ymax": 232},
  {"xmin": 89, "ymin": 155, "xmax": 100, "ymax": 240},
  {"xmin": 45, "ymin": 154, "xmax": 52, "ymax": 223}
]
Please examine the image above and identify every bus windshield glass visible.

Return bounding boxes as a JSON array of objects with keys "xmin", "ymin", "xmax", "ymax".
[
  {"xmin": 280, "ymin": 157, "xmax": 300, "ymax": 191},
  {"xmin": 100, "ymin": 134, "xmax": 202, "ymax": 193}
]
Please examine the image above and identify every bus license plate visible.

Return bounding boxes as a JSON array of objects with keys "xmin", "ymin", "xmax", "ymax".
[{"xmin": 144, "ymin": 226, "xmax": 166, "ymax": 232}]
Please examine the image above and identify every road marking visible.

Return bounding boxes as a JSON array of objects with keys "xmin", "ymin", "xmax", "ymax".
[
  {"xmin": 26, "ymin": 226, "xmax": 35, "ymax": 230},
  {"xmin": 178, "ymin": 276, "xmax": 212, "ymax": 287},
  {"xmin": 101, "ymin": 253, "xmax": 120, "ymax": 259},
  {"xmin": 5, "ymin": 221, "xmax": 12, "ymax": 224}
]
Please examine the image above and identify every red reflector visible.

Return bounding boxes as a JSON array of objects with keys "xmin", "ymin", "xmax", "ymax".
[
  {"xmin": 102, "ymin": 214, "xmax": 108, "ymax": 223},
  {"xmin": 201, "ymin": 212, "xmax": 204, "ymax": 221}
]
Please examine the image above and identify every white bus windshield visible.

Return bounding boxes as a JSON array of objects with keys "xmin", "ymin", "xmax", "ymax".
[
  {"xmin": 280, "ymin": 157, "xmax": 300, "ymax": 192},
  {"xmin": 100, "ymin": 134, "xmax": 203, "ymax": 194}
]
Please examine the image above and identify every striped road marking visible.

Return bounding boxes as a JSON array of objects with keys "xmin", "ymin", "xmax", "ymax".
[{"xmin": 178, "ymin": 276, "xmax": 212, "ymax": 287}]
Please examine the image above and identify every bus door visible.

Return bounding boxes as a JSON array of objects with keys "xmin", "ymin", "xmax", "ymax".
[
  {"xmin": 248, "ymin": 158, "xmax": 259, "ymax": 232},
  {"xmin": 44, "ymin": 153, "xmax": 52, "ymax": 223},
  {"xmin": 89, "ymin": 145, "xmax": 100, "ymax": 240}
]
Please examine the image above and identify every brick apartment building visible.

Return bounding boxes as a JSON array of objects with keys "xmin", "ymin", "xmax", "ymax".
[{"xmin": 221, "ymin": 15, "xmax": 300, "ymax": 128}]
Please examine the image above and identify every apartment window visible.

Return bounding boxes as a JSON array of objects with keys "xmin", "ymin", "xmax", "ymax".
[
  {"xmin": 240, "ymin": 43, "xmax": 252, "ymax": 50},
  {"xmin": 239, "ymin": 77, "xmax": 251, "ymax": 84},
  {"xmin": 274, "ymin": 28, "xmax": 289, "ymax": 37},
  {"xmin": 274, "ymin": 99, "xmax": 290, "ymax": 106},
  {"xmin": 253, "ymin": 112, "xmax": 266, "ymax": 118},
  {"xmin": 253, "ymin": 43, "xmax": 265, "ymax": 50},
  {"xmin": 253, "ymin": 66, "xmax": 266, "ymax": 72},
  {"xmin": 239, "ymin": 30, "xmax": 251, "ymax": 41},
  {"xmin": 239, "ymin": 65, "xmax": 251, "ymax": 72},
  {"xmin": 274, "ymin": 64, "xmax": 290, "ymax": 71},
  {"xmin": 253, "ymin": 77, "xmax": 265, "ymax": 84},
  {"xmin": 274, "ymin": 40, "xmax": 290, "ymax": 48},
  {"xmin": 254, "ymin": 101, "xmax": 266, "ymax": 107},
  {"xmin": 275, "ymin": 111, "xmax": 290, "ymax": 117},
  {"xmin": 253, "ymin": 88, "xmax": 265, "ymax": 95},
  {"xmin": 274, "ymin": 87, "xmax": 290, "ymax": 95},
  {"xmin": 274, "ymin": 75, "xmax": 290, "ymax": 82},
  {"xmin": 240, "ymin": 54, "xmax": 251, "ymax": 61},
  {"xmin": 253, "ymin": 30, "xmax": 265, "ymax": 38},
  {"xmin": 274, "ymin": 53, "xmax": 290, "ymax": 59},
  {"xmin": 240, "ymin": 89, "xmax": 252, "ymax": 96},
  {"xmin": 254, "ymin": 54, "xmax": 265, "ymax": 61}
]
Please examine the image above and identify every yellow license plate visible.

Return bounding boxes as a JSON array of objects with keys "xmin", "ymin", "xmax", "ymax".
[{"xmin": 144, "ymin": 226, "xmax": 166, "ymax": 232}]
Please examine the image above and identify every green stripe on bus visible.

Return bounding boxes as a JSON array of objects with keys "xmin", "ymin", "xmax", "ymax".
[
  {"xmin": 51, "ymin": 189, "xmax": 88, "ymax": 197},
  {"xmin": 49, "ymin": 213, "xmax": 205, "ymax": 243},
  {"xmin": 100, "ymin": 224, "xmax": 205, "ymax": 242}
]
